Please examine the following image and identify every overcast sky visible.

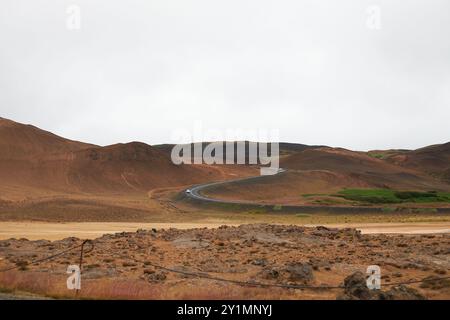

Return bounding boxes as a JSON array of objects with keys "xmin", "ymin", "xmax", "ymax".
[{"xmin": 1, "ymin": 0, "xmax": 449, "ymax": 150}]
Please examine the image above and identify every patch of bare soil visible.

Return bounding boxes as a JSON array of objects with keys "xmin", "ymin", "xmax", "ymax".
[{"xmin": 0, "ymin": 224, "xmax": 448, "ymax": 299}]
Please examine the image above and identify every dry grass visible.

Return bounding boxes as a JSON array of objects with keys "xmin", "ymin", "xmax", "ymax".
[
  {"xmin": 0, "ymin": 271, "xmax": 336, "ymax": 300},
  {"xmin": 0, "ymin": 271, "xmax": 161, "ymax": 299},
  {"xmin": 0, "ymin": 271, "xmax": 63, "ymax": 296}
]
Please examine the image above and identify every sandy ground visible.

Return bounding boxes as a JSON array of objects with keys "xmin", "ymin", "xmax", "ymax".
[
  {"xmin": 0, "ymin": 222, "xmax": 240, "ymax": 240},
  {"xmin": 0, "ymin": 221, "xmax": 449, "ymax": 240}
]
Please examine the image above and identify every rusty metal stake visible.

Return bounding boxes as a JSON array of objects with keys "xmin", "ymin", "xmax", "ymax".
[{"xmin": 75, "ymin": 239, "xmax": 94, "ymax": 297}]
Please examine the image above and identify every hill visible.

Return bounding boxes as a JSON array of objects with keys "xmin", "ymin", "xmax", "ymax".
[
  {"xmin": 384, "ymin": 142, "xmax": 450, "ymax": 183},
  {"xmin": 203, "ymin": 147, "xmax": 450, "ymax": 205},
  {"xmin": 0, "ymin": 118, "xmax": 256, "ymax": 197},
  {"xmin": 0, "ymin": 117, "xmax": 448, "ymax": 218}
]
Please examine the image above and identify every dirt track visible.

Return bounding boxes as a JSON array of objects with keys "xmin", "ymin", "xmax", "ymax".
[{"xmin": 0, "ymin": 221, "xmax": 449, "ymax": 240}]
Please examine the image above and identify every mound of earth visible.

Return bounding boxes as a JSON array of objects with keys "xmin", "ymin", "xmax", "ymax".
[
  {"xmin": 0, "ymin": 118, "xmax": 255, "ymax": 197},
  {"xmin": 384, "ymin": 142, "xmax": 450, "ymax": 183},
  {"xmin": 203, "ymin": 147, "xmax": 450, "ymax": 205}
]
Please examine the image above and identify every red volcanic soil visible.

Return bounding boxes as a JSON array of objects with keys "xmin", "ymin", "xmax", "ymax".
[
  {"xmin": 0, "ymin": 118, "xmax": 256, "ymax": 196},
  {"xmin": 0, "ymin": 118, "xmax": 257, "ymax": 220}
]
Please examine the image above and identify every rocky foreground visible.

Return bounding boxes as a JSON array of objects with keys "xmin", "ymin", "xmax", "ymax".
[{"xmin": 0, "ymin": 224, "xmax": 449, "ymax": 299}]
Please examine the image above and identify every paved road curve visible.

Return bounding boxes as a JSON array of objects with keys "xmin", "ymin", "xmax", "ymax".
[
  {"xmin": 185, "ymin": 168, "xmax": 286, "ymax": 204},
  {"xmin": 183, "ymin": 168, "xmax": 450, "ymax": 214}
]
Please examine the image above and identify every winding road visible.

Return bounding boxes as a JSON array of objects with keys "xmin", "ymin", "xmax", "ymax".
[
  {"xmin": 185, "ymin": 168, "xmax": 286, "ymax": 204},
  {"xmin": 183, "ymin": 168, "xmax": 450, "ymax": 214}
]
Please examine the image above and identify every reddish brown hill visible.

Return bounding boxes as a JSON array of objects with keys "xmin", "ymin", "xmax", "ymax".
[
  {"xmin": 0, "ymin": 117, "xmax": 95, "ymax": 159},
  {"xmin": 282, "ymin": 147, "xmax": 399, "ymax": 173},
  {"xmin": 205, "ymin": 147, "xmax": 450, "ymax": 205},
  {"xmin": 63, "ymin": 142, "xmax": 235, "ymax": 193},
  {"xmin": 385, "ymin": 142, "xmax": 450, "ymax": 182},
  {"xmin": 280, "ymin": 147, "xmax": 448, "ymax": 189},
  {"xmin": 0, "ymin": 117, "xmax": 96, "ymax": 197},
  {"xmin": 0, "ymin": 117, "xmax": 448, "ymax": 215},
  {"xmin": 203, "ymin": 170, "xmax": 372, "ymax": 204},
  {"xmin": 0, "ymin": 118, "xmax": 256, "ymax": 200}
]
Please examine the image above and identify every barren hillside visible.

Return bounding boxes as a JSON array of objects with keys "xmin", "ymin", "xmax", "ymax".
[{"xmin": 203, "ymin": 147, "xmax": 450, "ymax": 205}]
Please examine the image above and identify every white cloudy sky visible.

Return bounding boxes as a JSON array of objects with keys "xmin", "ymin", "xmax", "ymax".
[{"xmin": 1, "ymin": 0, "xmax": 449, "ymax": 150}]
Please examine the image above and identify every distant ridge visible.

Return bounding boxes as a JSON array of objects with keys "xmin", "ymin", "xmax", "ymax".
[{"xmin": 0, "ymin": 117, "xmax": 448, "ymax": 218}]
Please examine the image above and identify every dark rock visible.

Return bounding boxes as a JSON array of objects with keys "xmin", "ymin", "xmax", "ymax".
[
  {"xmin": 147, "ymin": 271, "xmax": 167, "ymax": 282},
  {"xmin": 385, "ymin": 285, "xmax": 426, "ymax": 300},
  {"xmin": 251, "ymin": 258, "xmax": 268, "ymax": 266},
  {"xmin": 340, "ymin": 271, "xmax": 372, "ymax": 300},
  {"xmin": 337, "ymin": 272, "xmax": 427, "ymax": 300},
  {"xmin": 259, "ymin": 267, "xmax": 280, "ymax": 280},
  {"xmin": 284, "ymin": 263, "xmax": 314, "ymax": 283}
]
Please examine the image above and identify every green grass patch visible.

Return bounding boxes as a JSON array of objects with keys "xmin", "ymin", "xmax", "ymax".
[
  {"xmin": 337, "ymin": 188, "xmax": 450, "ymax": 204},
  {"xmin": 295, "ymin": 213, "xmax": 311, "ymax": 218},
  {"xmin": 367, "ymin": 153, "xmax": 386, "ymax": 159}
]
